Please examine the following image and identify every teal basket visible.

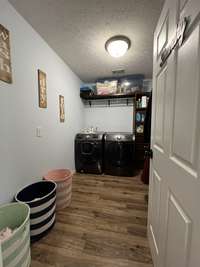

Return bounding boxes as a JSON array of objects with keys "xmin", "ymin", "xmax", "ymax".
[{"xmin": 0, "ymin": 203, "xmax": 31, "ymax": 267}]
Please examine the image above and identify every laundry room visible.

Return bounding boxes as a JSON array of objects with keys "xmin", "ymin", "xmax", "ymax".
[
  {"xmin": 1, "ymin": 0, "xmax": 200, "ymax": 267},
  {"xmin": 76, "ymin": 75, "xmax": 152, "ymax": 176}
]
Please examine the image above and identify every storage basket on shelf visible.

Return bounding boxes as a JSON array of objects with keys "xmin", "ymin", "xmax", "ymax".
[
  {"xmin": 96, "ymin": 80, "xmax": 118, "ymax": 95},
  {"xmin": 15, "ymin": 181, "xmax": 57, "ymax": 242},
  {"xmin": 43, "ymin": 169, "xmax": 73, "ymax": 210},
  {"xmin": 0, "ymin": 203, "xmax": 30, "ymax": 267}
]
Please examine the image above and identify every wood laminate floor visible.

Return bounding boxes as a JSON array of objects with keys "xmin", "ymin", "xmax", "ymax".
[{"xmin": 31, "ymin": 173, "xmax": 153, "ymax": 267}]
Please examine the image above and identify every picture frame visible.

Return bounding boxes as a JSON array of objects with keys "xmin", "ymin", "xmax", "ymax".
[
  {"xmin": 59, "ymin": 95, "xmax": 65, "ymax": 122},
  {"xmin": 0, "ymin": 24, "xmax": 12, "ymax": 83},
  {"xmin": 38, "ymin": 69, "xmax": 47, "ymax": 108}
]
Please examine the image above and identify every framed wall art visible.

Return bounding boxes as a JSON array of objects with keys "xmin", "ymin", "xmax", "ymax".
[
  {"xmin": 38, "ymin": 69, "xmax": 47, "ymax": 108},
  {"xmin": 0, "ymin": 24, "xmax": 12, "ymax": 83},
  {"xmin": 59, "ymin": 95, "xmax": 65, "ymax": 122}
]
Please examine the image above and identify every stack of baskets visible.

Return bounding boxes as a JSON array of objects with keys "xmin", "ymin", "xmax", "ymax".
[{"xmin": 0, "ymin": 168, "xmax": 73, "ymax": 267}]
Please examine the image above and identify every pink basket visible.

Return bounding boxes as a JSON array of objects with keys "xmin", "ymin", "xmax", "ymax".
[{"xmin": 43, "ymin": 169, "xmax": 73, "ymax": 210}]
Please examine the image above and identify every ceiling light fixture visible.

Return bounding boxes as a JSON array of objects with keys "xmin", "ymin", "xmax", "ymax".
[{"xmin": 105, "ymin": 35, "xmax": 131, "ymax": 58}]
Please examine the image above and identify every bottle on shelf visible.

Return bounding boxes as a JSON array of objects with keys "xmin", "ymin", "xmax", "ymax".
[{"xmin": 138, "ymin": 98, "xmax": 141, "ymax": 108}]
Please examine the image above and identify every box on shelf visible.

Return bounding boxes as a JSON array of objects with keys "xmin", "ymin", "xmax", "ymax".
[
  {"xmin": 79, "ymin": 75, "xmax": 149, "ymax": 98},
  {"xmin": 96, "ymin": 80, "xmax": 118, "ymax": 95},
  {"xmin": 142, "ymin": 79, "xmax": 152, "ymax": 92},
  {"xmin": 80, "ymin": 83, "xmax": 96, "ymax": 97},
  {"xmin": 119, "ymin": 74, "xmax": 144, "ymax": 94}
]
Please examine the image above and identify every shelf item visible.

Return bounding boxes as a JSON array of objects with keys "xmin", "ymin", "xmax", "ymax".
[
  {"xmin": 136, "ymin": 125, "xmax": 144, "ymax": 134},
  {"xmin": 141, "ymin": 114, "xmax": 145, "ymax": 122},
  {"xmin": 143, "ymin": 79, "xmax": 152, "ymax": 92},
  {"xmin": 141, "ymin": 95, "xmax": 148, "ymax": 107},
  {"xmin": 136, "ymin": 111, "xmax": 145, "ymax": 123},
  {"xmin": 80, "ymin": 83, "xmax": 96, "ymax": 98},
  {"xmin": 136, "ymin": 95, "xmax": 149, "ymax": 109},
  {"xmin": 119, "ymin": 75, "xmax": 144, "ymax": 94},
  {"xmin": 136, "ymin": 112, "xmax": 141, "ymax": 122},
  {"xmin": 96, "ymin": 80, "xmax": 118, "ymax": 95}
]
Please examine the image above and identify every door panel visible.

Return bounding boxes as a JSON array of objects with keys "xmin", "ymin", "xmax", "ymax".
[
  {"xmin": 148, "ymin": 0, "xmax": 200, "ymax": 266},
  {"xmin": 155, "ymin": 68, "xmax": 167, "ymax": 151},
  {"xmin": 165, "ymin": 193, "xmax": 192, "ymax": 267},
  {"xmin": 180, "ymin": 0, "xmax": 188, "ymax": 10},
  {"xmin": 181, "ymin": 0, "xmax": 200, "ymax": 27},
  {"xmin": 150, "ymin": 171, "xmax": 162, "ymax": 248},
  {"xmin": 157, "ymin": 16, "xmax": 168, "ymax": 56},
  {"xmin": 172, "ymin": 25, "xmax": 200, "ymax": 169},
  {"xmin": 148, "ymin": 1, "xmax": 175, "ymax": 264}
]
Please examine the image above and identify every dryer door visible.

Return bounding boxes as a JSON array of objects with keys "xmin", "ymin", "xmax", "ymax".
[{"xmin": 105, "ymin": 141, "xmax": 134, "ymax": 176}]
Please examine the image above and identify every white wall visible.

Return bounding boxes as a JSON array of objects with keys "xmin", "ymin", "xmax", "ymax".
[
  {"xmin": 84, "ymin": 106, "xmax": 133, "ymax": 132},
  {"xmin": 0, "ymin": 0, "xmax": 83, "ymax": 204}
]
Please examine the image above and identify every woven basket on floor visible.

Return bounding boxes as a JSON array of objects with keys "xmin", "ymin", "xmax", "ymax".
[
  {"xmin": 43, "ymin": 169, "xmax": 73, "ymax": 210},
  {"xmin": 0, "ymin": 202, "xmax": 30, "ymax": 267},
  {"xmin": 15, "ymin": 181, "xmax": 57, "ymax": 242}
]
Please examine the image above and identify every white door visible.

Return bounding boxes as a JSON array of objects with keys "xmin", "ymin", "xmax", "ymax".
[{"xmin": 148, "ymin": 0, "xmax": 200, "ymax": 266}]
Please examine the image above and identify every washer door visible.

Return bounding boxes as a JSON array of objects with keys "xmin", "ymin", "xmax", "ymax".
[
  {"xmin": 75, "ymin": 140, "xmax": 103, "ymax": 174},
  {"xmin": 80, "ymin": 142, "xmax": 96, "ymax": 163}
]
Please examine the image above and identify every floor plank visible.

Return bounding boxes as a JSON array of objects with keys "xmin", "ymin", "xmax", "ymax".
[{"xmin": 31, "ymin": 173, "xmax": 153, "ymax": 267}]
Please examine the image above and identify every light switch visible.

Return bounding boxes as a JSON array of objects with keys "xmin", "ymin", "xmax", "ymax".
[{"xmin": 36, "ymin": 127, "xmax": 42, "ymax": 137}]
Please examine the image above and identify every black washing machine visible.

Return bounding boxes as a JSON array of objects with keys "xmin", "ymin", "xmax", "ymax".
[
  {"xmin": 75, "ymin": 133, "xmax": 104, "ymax": 174},
  {"xmin": 104, "ymin": 132, "xmax": 135, "ymax": 177}
]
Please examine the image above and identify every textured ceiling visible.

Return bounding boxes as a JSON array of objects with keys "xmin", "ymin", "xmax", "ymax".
[{"xmin": 9, "ymin": 0, "xmax": 164, "ymax": 82}]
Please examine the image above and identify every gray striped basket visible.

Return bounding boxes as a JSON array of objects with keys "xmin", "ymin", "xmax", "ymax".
[
  {"xmin": 15, "ymin": 181, "xmax": 57, "ymax": 242},
  {"xmin": 0, "ymin": 202, "xmax": 30, "ymax": 267}
]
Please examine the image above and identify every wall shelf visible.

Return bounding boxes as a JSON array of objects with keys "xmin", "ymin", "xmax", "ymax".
[
  {"xmin": 81, "ymin": 93, "xmax": 135, "ymax": 107},
  {"xmin": 80, "ymin": 92, "xmax": 151, "ymax": 107},
  {"xmin": 80, "ymin": 93, "xmax": 135, "ymax": 100},
  {"xmin": 136, "ymin": 107, "xmax": 147, "ymax": 111}
]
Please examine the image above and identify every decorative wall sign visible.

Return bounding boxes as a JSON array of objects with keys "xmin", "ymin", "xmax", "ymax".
[
  {"xmin": 0, "ymin": 24, "xmax": 12, "ymax": 83},
  {"xmin": 59, "ymin": 95, "xmax": 65, "ymax": 122},
  {"xmin": 38, "ymin": 69, "xmax": 47, "ymax": 108}
]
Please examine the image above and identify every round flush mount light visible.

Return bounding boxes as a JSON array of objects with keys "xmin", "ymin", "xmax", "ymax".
[{"xmin": 105, "ymin": 35, "xmax": 131, "ymax": 58}]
